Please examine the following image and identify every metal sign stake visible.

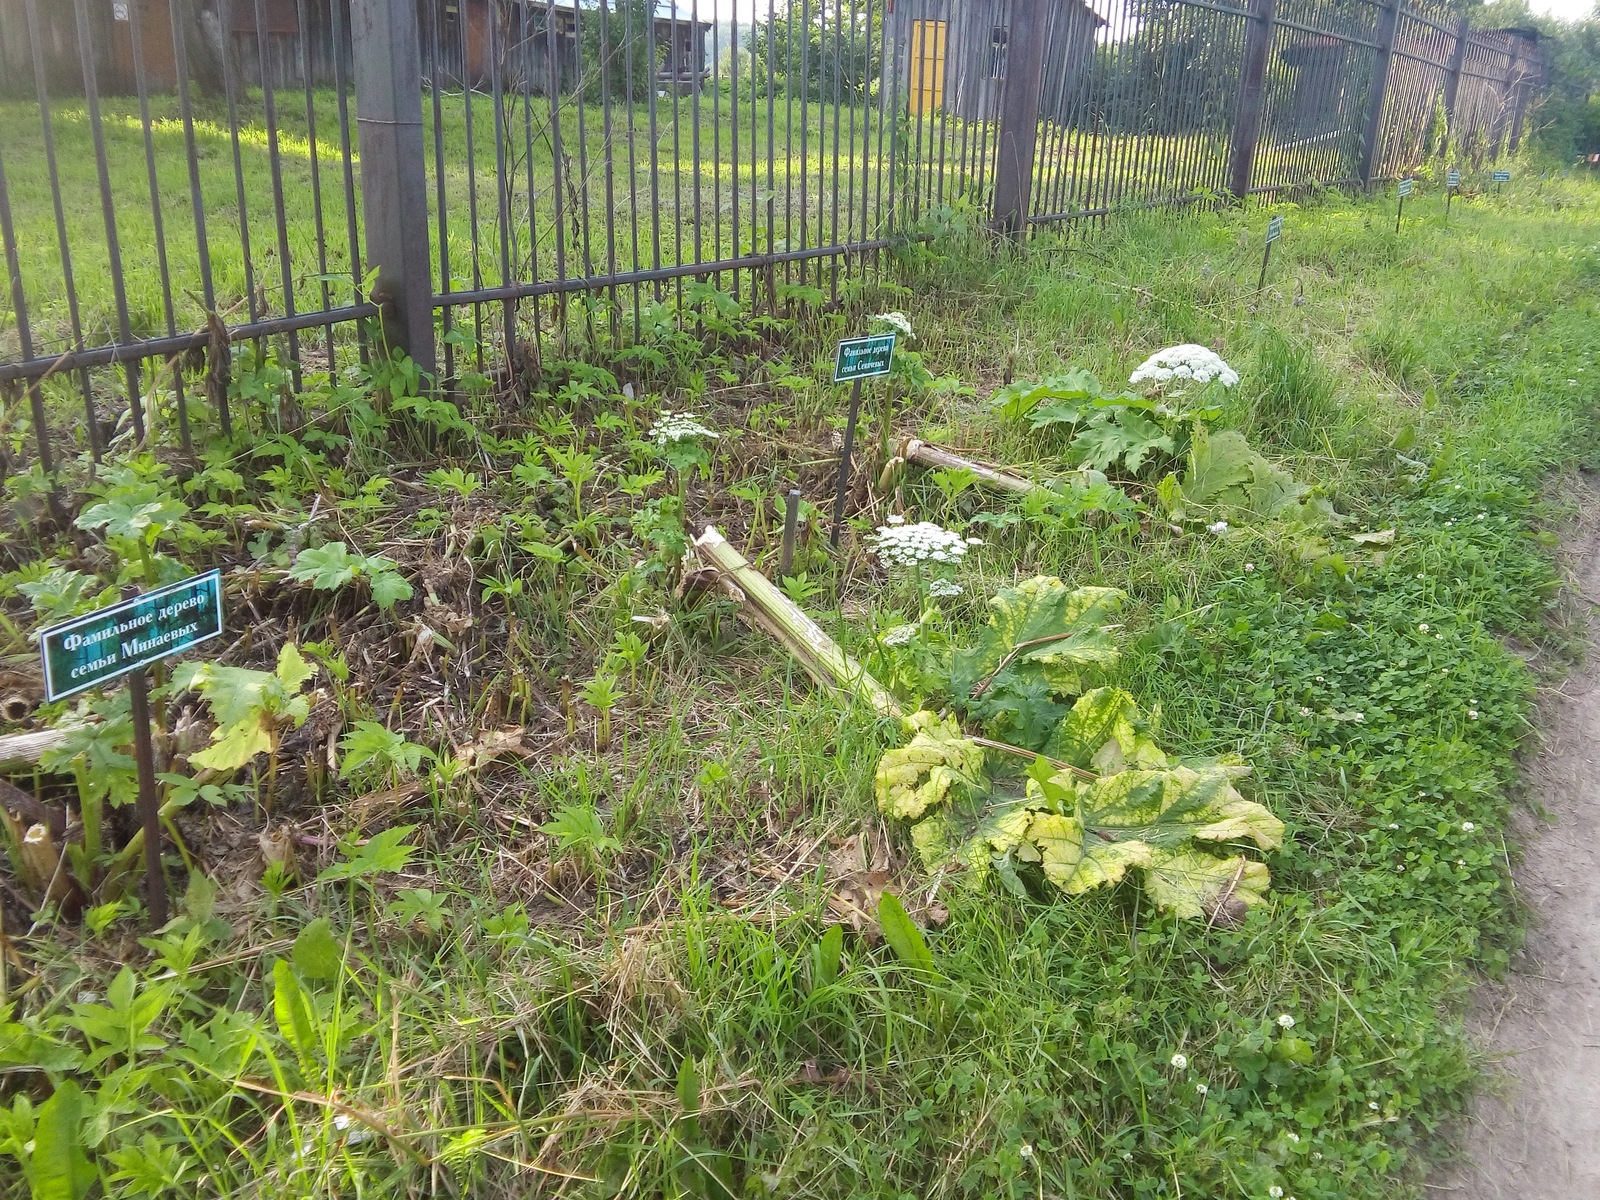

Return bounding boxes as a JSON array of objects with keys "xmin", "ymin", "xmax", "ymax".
[
  {"xmin": 126, "ymin": 663, "xmax": 168, "ymax": 928},
  {"xmin": 830, "ymin": 377, "xmax": 866, "ymax": 549},
  {"xmin": 827, "ymin": 333, "xmax": 896, "ymax": 549}
]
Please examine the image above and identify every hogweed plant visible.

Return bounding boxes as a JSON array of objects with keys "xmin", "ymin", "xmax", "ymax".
[
  {"xmin": 651, "ymin": 410, "xmax": 719, "ymax": 525},
  {"xmin": 867, "ymin": 517, "xmax": 981, "ymax": 604}
]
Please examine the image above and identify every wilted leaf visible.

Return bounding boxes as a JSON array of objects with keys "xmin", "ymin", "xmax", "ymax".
[
  {"xmin": 1028, "ymin": 810, "xmax": 1153, "ymax": 894},
  {"xmin": 1144, "ymin": 850, "xmax": 1270, "ymax": 920},
  {"xmin": 950, "ymin": 579, "xmax": 1125, "ymax": 735},
  {"xmin": 1349, "ymin": 527, "xmax": 1397, "ymax": 546},
  {"xmin": 873, "ymin": 712, "xmax": 986, "ymax": 820},
  {"xmin": 1043, "ymin": 687, "xmax": 1170, "ymax": 773}
]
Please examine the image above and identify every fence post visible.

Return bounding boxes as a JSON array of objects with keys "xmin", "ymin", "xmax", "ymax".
[
  {"xmin": 1229, "ymin": 0, "xmax": 1277, "ymax": 201},
  {"xmin": 1487, "ymin": 37, "xmax": 1516, "ymax": 158},
  {"xmin": 1507, "ymin": 40, "xmax": 1534, "ymax": 153},
  {"xmin": 1442, "ymin": 15, "xmax": 1469, "ymax": 146},
  {"xmin": 350, "ymin": 0, "xmax": 436, "ymax": 376},
  {"xmin": 1357, "ymin": 0, "xmax": 1401, "ymax": 189},
  {"xmin": 990, "ymin": 0, "xmax": 1051, "ymax": 239}
]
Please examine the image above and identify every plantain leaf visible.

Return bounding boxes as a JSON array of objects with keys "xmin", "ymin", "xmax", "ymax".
[
  {"xmin": 877, "ymin": 892, "xmax": 939, "ymax": 977},
  {"xmin": 271, "ymin": 959, "xmax": 318, "ymax": 1072},
  {"xmin": 1144, "ymin": 850, "xmax": 1271, "ymax": 920},
  {"xmin": 816, "ymin": 925, "xmax": 843, "ymax": 989},
  {"xmin": 873, "ymin": 712, "xmax": 987, "ymax": 820}
]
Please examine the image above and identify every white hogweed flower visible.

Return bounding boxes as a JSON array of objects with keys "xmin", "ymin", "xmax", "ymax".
[
  {"xmin": 868, "ymin": 521, "xmax": 972, "ymax": 570},
  {"xmin": 880, "ymin": 624, "xmax": 918, "ymax": 647},
  {"xmin": 650, "ymin": 410, "xmax": 720, "ymax": 446},
  {"xmin": 928, "ymin": 578, "xmax": 964, "ymax": 598},
  {"xmin": 872, "ymin": 311, "xmax": 914, "ymax": 339},
  {"xmin": 1129, "ymin": 344, "xmax": 1240, "ymax": 389}
]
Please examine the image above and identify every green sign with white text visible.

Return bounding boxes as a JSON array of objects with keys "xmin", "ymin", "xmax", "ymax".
[
  {"xmin": 1397, "ymin": 178, "xmax": 1414, "ymax": 198},
  {"xmin": 41, "ymin": 571, "xmax": 224, "ymax": 701},
  {"xmin": 833, "ymin": 333, "xmax": 896, "ymax": 383},
  {"xmin": 1492, "ymin": 169, "xmax": 1511, "ymax": 183}
]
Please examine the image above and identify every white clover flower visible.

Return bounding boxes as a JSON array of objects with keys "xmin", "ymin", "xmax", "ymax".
[
  {"xmin": 1129, "ymin": 344, "xmax": 1240, "ymax": 389},
  {"xmin": 1208, "ymin": 520, "xmax": 1230, "ymax": 535},
  {"xmin": 1389, "ymin": 822, "xmax": 1400, "ymax": 829},
  {"xmin": 1462, "ymin": 821, "xmax": 1475, "ymax": 832},
  {"xmin": 1457, "ymin": 859, "xmax": 1467, "ymax": 866},
  {"xmin": 1277, "ymin": 1013, "xmax": 1296, "ymax": 1029},
  {"xmin": 1245, "ymin": 562, "xmax": 1256, "ymax": 572},
  {"xmin": 1354, "ymin": 713, "xmax": 1365, "ymax": 723},
  {"xmin": 1196, "ymin": 1083, "xmax": 1209, "ymax": 1095},
  {"xmin": 1286, "ymin": 1132, "xmax": 1300, "ymax": 1143},
  {"xmin": 1170, "ymin": 1053, "xmax": 1188, "ymax": 1069},
  {"xmin": 872, "ymin": 311, "xmax": 914, "ymax": 339},
  {"xmin": 1369, "ymin": 1101, "xmax": 1380, "ymax": 1110},
  {"xmin": 928, "ymin": 578, "xmax": 964, "ymax": 599},
  {"xmin": 1467, "ymin": 710, "xmax": 1479, "ymax": 721},
  {"xmin": 651, "ymin": 410, "xmax": 720, "ymax": 446},
  {"xmin": 1417, "ymin": 623, "xmax": 1429, "ymax": 632},
  {"xmin": 1270, "ymin": 1187, "xmax": 1284, "ymax": 1199},
  {"xmin": 868, "ymin": 521, "xmax": 972, "ymax": 570},
  {"xmin": 1298, "ymin": 707, "xmax": 1312, "ymax": 716},
  {"xmin": 880, "ymin": 624, "xmax": 918, "ymax": 647},
  {"xmin": 1019, "ymin": 1143, "xmax": 1035, "ymax": 1160}
]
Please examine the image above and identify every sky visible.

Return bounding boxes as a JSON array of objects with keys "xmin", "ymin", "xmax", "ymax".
[{"xmin": 1527, "ymin": 0, "xmax": 1594, "ymax": 20}]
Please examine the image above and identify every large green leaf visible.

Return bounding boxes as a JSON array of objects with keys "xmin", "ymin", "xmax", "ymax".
[
  {"xmin": 873, "ymin": 712, "xmax": 987, "ymax": 820},
  {"xmin": 877, "ymin": 892, "xmax": 939, "ymax": 977},
  {"xmin": 1028, "ymin": 810, "xmax": 1154, "ymax": 894},
  {"xmin": 1034, "ymin": 762, "xmax": 1283, "ymax": 855},
  {"xmin": 1180, "ymin": 429, "xmax": 1257, "ymax": 505},
  {"xmin": 178, "ymin": 642, "xmax": 316, "ymax": 773},
  {"xmin": 949, "ymin": 579, "xmax": 1124, "ymax": 736}
]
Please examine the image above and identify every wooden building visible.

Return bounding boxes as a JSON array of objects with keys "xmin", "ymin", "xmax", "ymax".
[
  {"xmin": 883, "ymin": 0, "xmax": 1103, "ymax": 124},
  {"xmin": 0, "ymin": 0, "xmax": 709, "ymax": 96}
]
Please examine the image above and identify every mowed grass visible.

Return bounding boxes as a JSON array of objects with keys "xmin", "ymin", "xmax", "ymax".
[
  {"xmin": 0, "ymin": 81, "xmax": 1241, "ymax": 370},
  {"xmin": 3, "ymin": 170, "xmax": 1600, "ymax": 1198}
]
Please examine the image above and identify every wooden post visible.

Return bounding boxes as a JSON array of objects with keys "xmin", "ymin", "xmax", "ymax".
[
  {"xmin": 1229, "ymin": 0, "xmax": 1277, "ymax": 201},
  {"xmin": 1357, "ymin": 0, "xmax": 1401, "ymax": 189},
  {"xmin": 780, "ymin": 488, "xmax": 801, "ymax": 576},
  {"xmin": 990, "ymin": 0, "xmax": 1051, "ymax": 238}
]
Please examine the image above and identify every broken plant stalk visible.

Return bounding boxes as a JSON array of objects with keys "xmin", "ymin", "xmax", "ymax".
[
  {"xmin": 898, "ymin": 438, "xmax": 1042, "ymax": 497},
  {"xmin": 694, "ymin": 527, "xmax": 902, "ymax": 719}
]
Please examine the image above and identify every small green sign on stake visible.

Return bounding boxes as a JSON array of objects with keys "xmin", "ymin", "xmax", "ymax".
[
  {"xmin": 1257, "ymin": 215, "xmax": 1283, "ymax": 292},
  {"xmin": 1395, "ymin": 178, "xmax": 1414, "ymax": 232},
  {"xmin": 833, "ymin": 333, "xmax": 896, "ymax": 383},
  {"xmin": 41, "ymin": 570, "xmax": 224, "ymax": 701},
  {"xmin": 1492, "ymin": 168, "xmax": 1511, "ymax": 193},
  {"xmin": 38, "ymin": 570, "xmax": 224, "ymax": 929},
  {"xmin": 1446, "ymin": 169, "xmax": 1461, "ymax": 188},
  {"xmin": 830, "ymin": 333, "xmax": 897, "ymax": 547},
  {"xmin": 1446, "ymin": 168, "xmax": 1460, "ymax": 218}
]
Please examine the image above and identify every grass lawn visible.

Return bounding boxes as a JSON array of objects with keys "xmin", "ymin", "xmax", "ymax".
[{"xmin": 1, "ymin": 169, "xmax": 1597, "ymax": 1198}]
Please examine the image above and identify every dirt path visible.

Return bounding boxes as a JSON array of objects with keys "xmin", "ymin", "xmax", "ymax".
[{"xmin": 1441, "ymin": 478, "xmax": 1600, "ymax": 1199}]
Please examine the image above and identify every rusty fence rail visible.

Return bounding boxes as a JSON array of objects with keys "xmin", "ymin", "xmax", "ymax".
[{"xmin": 0, "ymin": 0, "xmax": 1543, "ymax": 476}]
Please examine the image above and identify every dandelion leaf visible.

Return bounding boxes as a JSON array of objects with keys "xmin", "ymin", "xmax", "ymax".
[
  {"xmin": 873, "ymin": 712, "xmax": 986, "ymax": 820},
  {"xmin": 1145, "ymin": 850, "xmax": 1270, "ymax": 920},
  {"xmin": 1043, "ymin": 687, "xmax": 1170, "ymax": 773}
]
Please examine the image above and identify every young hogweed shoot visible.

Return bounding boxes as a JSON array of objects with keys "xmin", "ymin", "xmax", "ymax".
[{"xmin": 580, "ymin": 674, "xmax": 623, "ymax": 751}]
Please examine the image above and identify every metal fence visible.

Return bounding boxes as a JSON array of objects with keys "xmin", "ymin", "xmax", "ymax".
[{"xmin": 0, "ymin": 0, "xmax": 1542, "ymax": 473}]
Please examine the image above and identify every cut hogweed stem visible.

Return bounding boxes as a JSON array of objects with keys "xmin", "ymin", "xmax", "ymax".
[
  {"xmin": 898, "ymin": 437, "xmax": 1044, "ymax": 496},
  {"xmin": 694, "ymin": 527, "xmax": 901, "ymax": 719}
]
